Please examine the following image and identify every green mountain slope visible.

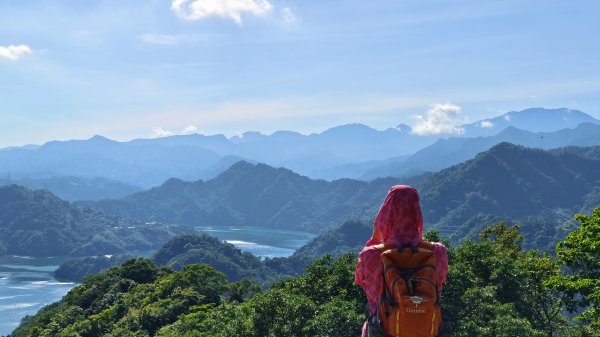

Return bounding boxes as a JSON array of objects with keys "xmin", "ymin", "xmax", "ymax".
[
  {"xmin": 266, "ymin": 219, "xmax": 372, "ymax": 274},
  {"xmin": 81, "ymin": 143, "xmax": 600, "ymax": 251},
  {"xmin": 153, "ymin": 234, "xmax": 278, "ymax": 285},
  {"xmin": 84, "ymin": 162, "xmax": 399, "ymax": 232},
  {"xmin": 0, "ymin": 185, "xmax": 187, "ymax": 257},
  {"xmin": 418, "ymin": 143, "xmax": 600, "ymax": 248},
  {"xmin": 4, "ymin": 176, "xmax": 143, "ymax": 201}
]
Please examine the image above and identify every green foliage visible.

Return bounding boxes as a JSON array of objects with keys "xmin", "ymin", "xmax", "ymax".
[
  {"xmin": 10, "ymin": 259, "xmax": 228, "ymax": 337},
  {"xmin": 153, "ymin": 234, "xmax": 279, "ymax": 285},
  {"xmin": 443, "ymin": 223, "xmax": 563, "ymax": 337},
  {"xmin": 225, "ymin": 279, "xmax": 262, "ymax": 303},
  {"xmin": 548, "ymin": 206, "xmax": 600, "ymax": 335},
  {"xmin": 55, "ymin": 255, "xmax": 134, "ymax": 282},
  {"xmin": 157, "ymin": 253, "xmax": 366, "ymax": 337},
  {"xmin": 0, "ymin": 185, "xmax": 188, "ymax": 257},
  {"xmin": 11, "ymin": 209, "xmax": 600, "ymax": 337}
]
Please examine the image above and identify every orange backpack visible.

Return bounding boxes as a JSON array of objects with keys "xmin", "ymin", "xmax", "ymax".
[{"xmin": 368, "ymin": 241, "xmax": 442, "ymax": 337}]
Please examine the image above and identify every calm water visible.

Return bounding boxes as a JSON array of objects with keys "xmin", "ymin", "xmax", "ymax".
[
  {"xmin": 0, "ymin": 226, "xmax": 315, "ymax": 335},
  {"xmin": 195, "ymin": 226, "xmax": 316, "ymax": 258},
  {"xmin": 0, "ymin": 256, "xmax": 74, "ymax": 336}
]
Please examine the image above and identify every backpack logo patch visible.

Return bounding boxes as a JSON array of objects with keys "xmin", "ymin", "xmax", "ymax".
[{"xmin": 408, "ymin": 296, "xmax": 425, "ymax": 305}]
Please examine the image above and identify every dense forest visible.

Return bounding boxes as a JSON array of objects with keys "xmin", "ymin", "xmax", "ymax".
[
  {"xmin": 54, "ymin": 220, "xmax": 371, "ymax": 283},
  {"xmin": 5, "ymin": 143, "xmax": 599, "ymax": 260},
  {"xmin": 0, "ymin": 185, "xmax": 188, "ymax": 257},
  {"xmin": 10, "ymin": 207, "xmax": 600, "ymax": 337},
  {"xmin": 81, "ymin": 143, "xmax": 600, "ymax": 252}
]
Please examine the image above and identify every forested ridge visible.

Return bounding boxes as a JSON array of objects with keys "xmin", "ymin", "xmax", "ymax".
[
  {"xmin": 54, "ymin": 220, "xmax": 371, "ymax": 283},
  {"xmin": 10, "ymin": 207, "xmax": 600, "ymax": 337},
  {"xmin": 80, "ymin": 143, "xmax": 600, "ymax": 251},
  {"xmin": 0, "ymin": 185, "xmax": 187, "ymax": 257}
]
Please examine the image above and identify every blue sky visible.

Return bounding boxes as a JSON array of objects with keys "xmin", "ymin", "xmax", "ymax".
[{"xmin": 1, "ymin": 0, "xmax": 599, "ymax": 147}]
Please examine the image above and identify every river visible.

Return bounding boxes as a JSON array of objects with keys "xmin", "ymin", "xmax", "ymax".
[{"xmin": 0, "ymin": 226, "xmax": 315, "ymax": 336}]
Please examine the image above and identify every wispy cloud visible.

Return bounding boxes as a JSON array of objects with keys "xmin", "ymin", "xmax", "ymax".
[
  {"xmin": 151, "ymin": 125, "xmax": 199, "ymax": 138},
  {"xmin": 182, "ymin": 125, "xmax": 198, "ymax": 134},
  {"xmin": 282, "ymin": 7, "xmax": 297, "ymax": 23},
  {"xmin": 139, "ymin": 33, "xmax": 213, "ymax": 45},
  {"xmin": 411, "ymin": 103, "xmax": 465, "ymax": 135},
  {"xmin": 152, "ymin": 127, "xmax": 174, "ymax": 138},
  {"xmin": 0, "ymin": 44, "xmax": 32, "ymax": 61},
  {"xmin": 171, "ymin": 0, "xmax": 273, "ymax": 25},
  {"xmin": 140, "ymin": 34, "xmax": 182, "ymax": 45},
  {"xmin": 480, "ymin": 120, "xmax": 494, "ymax": 128}
]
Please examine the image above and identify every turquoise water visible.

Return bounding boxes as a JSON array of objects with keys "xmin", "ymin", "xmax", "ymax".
[
  {"xmin": 0, "ymin": 256, "xmax": 74, "ymax": 336},
  {"xmin": 195, "ymin": 226, "xmax": 316, "ymax": 258},
  {"xmin": 0, "ymin": 227, "xmax": 315, "ymax": 335}
]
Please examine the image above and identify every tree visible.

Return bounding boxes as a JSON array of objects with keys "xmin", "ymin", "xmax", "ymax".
[
  {"xmin": 548, "ymin": 206, "xmax": 600, "ymax": 336},
  {"xmin": 443, "ymin": 223, "xmax": 562, "ymax": 336}
]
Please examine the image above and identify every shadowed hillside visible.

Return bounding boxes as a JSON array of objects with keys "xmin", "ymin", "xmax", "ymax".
[
  {"xmin": 0, "ymin": 185, "xmax": 187, "ymax": 257},
  {"xmin": 83, "ymin": 162, "xmax": 399, "ymax": 232}
]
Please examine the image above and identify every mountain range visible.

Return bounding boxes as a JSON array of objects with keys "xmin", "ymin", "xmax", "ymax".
[
  {"xmin": 1, "ymin": 108, "xmax": 598, "ymax": 194},
  {"xmin": 355, "ymin": 122, "xmax": 600, "ymax": 180},
  {"xmin": 81, "ymin": 143, "xmax": 600, "ymax": 250},
  {"xmin": 1, "ymin": 141, "xmax": 598, "ymax": 260},
  {"xmin": 418, "ymin": 143, "xmax": 600, "ymax": 248},
  {"xmin": 80, "ymin": 162, "xmax": 398, "ymax": 232}
]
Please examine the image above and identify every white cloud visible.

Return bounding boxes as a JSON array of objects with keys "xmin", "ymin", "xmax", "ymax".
[
  {"xmin": 480, "ymin": 120, "xmax": 494, "ymax": 128},
  {"xmin": 504, "ymin": 115, "xmax": 512, "ymax": 122},
  {"xmin": 171, "ymin": 0, "xmax": 273, "ymax": 25},
  {"xmin": 282, "ymin": 7, "xmax": 297, "ymax": 23},
  {"xmin": 152, "ymin": 127, "xmax": 174, "ymax": 138},
  {"xmin": 0, "ymin": 44, "xmax": 32, "ymax": 61},
  {"xmin": 182, "ymin": 125, "xmax": 198, "ymax": 134},
  {"xmin": 411, "ymin": 103, "xmax": 465, "ymax": 135}
]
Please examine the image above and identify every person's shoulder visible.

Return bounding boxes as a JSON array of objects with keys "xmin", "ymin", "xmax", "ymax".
[
  {"xmin": 430, "ymin": 241, "xmax": 446, "ymax": 249},
  {"xmin": 358, "ymin": 245, "xmax": 384, "ymax": 256}
]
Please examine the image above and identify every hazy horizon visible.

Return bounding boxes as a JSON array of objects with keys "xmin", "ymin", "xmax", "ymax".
[{"xmin": 2, "ymin": 0, "xmax": 599, "ymax": 147}]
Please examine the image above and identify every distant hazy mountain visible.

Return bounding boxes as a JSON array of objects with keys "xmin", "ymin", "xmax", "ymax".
[
  {"xmin": 0, "ymin": 185, "xmax": 187, "ymax": 257},
  {"xmin": 0, "ymin": 125, "xmax": 433, "ymax": 187},
  {"xmin": 360, "ymin": 123, "xmax": 600, "ymax": 180},
  {"xmin": 2, "ymin": 176, "xmax": 143, "ymax": 201},
  {"xmin": 310, "ymin": 155, "xmax": 410, "ymax": 180},
  {"xmin": 461, "ymin": 107, "xmax": 600, "ymax": 137},
  {"xmin": 2, "ymin": 107, "xmax": 598, "ymax": 186},
  {"xmin": 0, "ymin": 135, "xmax": 223, "ymax": 187}
]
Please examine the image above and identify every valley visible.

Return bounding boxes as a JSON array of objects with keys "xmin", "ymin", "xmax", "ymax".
[{"xmin": 1, "ymin": 108, "xmax": 600, "ymax": 336}]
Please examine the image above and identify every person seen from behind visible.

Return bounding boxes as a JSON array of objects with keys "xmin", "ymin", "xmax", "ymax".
[{"xmin": 355, "ymin": 185, "xmax": 449, "ymax": 337}]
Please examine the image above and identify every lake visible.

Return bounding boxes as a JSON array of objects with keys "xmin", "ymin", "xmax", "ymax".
[
  {"xmin": 194, "ymin": 226, "xmax": 316, "ymax": 258},
  {"xmin": 0, "ymin": 256, "xmax": 74, "ymax": 336},
  {"xmin": 0, "ymin": 226, "xmax": 315, "ymax": 336}
]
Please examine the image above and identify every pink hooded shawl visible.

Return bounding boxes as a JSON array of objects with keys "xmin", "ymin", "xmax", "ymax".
[{"xmin": 355, "ymin": 185, "xmax": 448, "ymax": 324}]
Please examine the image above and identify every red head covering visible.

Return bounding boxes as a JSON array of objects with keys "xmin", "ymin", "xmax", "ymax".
[
  {"xmin": 355, "ymin": 184, "xmax": 447, "ymax": 332},
  {"xmin": 365, "ymin": 185, "xmax": 424, "ymax": 247}
]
